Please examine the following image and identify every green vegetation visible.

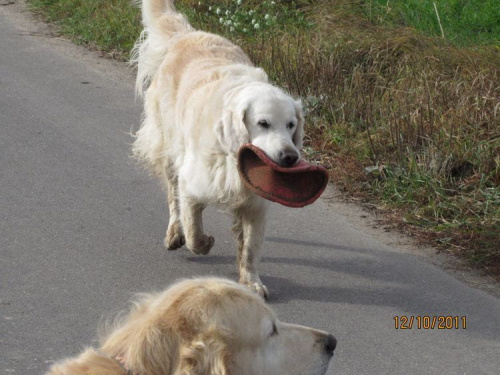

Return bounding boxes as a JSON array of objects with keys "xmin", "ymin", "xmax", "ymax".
[
  {"xmin": 365, "ymin": 0, "xmax": 500, "ymax": 46},
  {"xmin": 27, "ymin": 0, "xmax": 500, "ymax": 275},
  {"xmin": 181, "ymin": 0, "xmax": 312, "ymax": 36},
  {"xmin": 27, "ymin": 0, "xmax": 141, "ymax": 54}
]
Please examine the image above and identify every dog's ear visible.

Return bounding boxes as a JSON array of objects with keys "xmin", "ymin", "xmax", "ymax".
[
  {"xmin": 103, "ymin": 324, "xmax": 181, "ymax": 374},
  {"xmin": 216, "ymin": 87, "xmax": 250, "ymax": 154},
  {"xmin": 293, "ymin": 99, "xmax": 304, "ymax": 150},
  {"xmin": 101, "ymin": 294, "xmax": 181, "ymax": 375},
  {"xmin": 177, "ymin": 331, "xmax": 231, "ymax": 375},
  {"xmin": 216, "ymin": 107, "xmax": 249, "ymax": 154}
]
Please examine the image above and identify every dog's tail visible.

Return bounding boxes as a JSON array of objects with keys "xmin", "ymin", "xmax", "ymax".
[
  {"xmin": 139, "ymin": 0, "xmax": 176, "ymax": 29},
  {"xmin": 131, "ymin": 0, "xmax": 194, "ymax": 97}
]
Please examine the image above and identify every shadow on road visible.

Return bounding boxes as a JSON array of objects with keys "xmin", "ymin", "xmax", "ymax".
[{"xmin": 186, "ymin": 237, "xmax": 500, "ymax": 341}]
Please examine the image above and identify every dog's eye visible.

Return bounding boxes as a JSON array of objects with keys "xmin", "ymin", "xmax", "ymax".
[
  {"xmin": 287, "ymin": 122, "xmax": 295, "ymax": 130},
  {"xmin": 270, "ymin": 322, "xmax": 278, "ymax": 337},
  {"xmin": 258, "ymin": 120, "xmax": 270, "ymax": 129}
]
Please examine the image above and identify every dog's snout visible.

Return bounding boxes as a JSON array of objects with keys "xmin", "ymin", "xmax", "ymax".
[
  {"xmin": 324, "ymin": 334, "xmax": 337, "ymax": 355},
  {"xmin": 279, "ymin": 149, "xmax": 299, "ymax": 167}
]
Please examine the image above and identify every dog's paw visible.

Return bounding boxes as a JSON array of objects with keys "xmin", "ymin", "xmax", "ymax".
[
  {"xmin": 165, "ymin": 233, "xmax": 185, "ymax": 250},
  {"xmin": 242, "ymin": 280, "xmax": 269, "ymax": 300},
  {"xmin": 188, "ymin": 235, "xmax": 214, "ymax": 255},
  {"xmin": 165, "ymin": 221, "xmax": 185, "ymax": 250}
]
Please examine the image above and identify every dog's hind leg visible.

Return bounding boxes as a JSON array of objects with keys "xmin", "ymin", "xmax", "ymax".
[
  {"xmin": 233, "ymin": 201, "xmax": 269, "ymax": 299},
  {"xmin": 163, "ymin": 170, "xmax": 185, "ymax": 250},
  {"xmin": 179, "ymin": 194, "xmax": 214, "ymax": 255}
]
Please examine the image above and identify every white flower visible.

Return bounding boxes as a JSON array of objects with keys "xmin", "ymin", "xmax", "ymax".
[
  {"xmin": 251, "ymin": 19, "xmax": 256, "ymax": 24},
  {"xmin": 243, "ymin": 28, "xmax": 248, "ymax": 32},
  {"xmin": 209, "ymin": 6, "xmax": 212, "ymax": 11},
  {"xmin": 225, "ymin": 10, "xmax": 230, "ymax": 16},
  {"xmin": 230, "ymin": 26, "xmax": 235, "ymax": 32},
  {"xmin": 237, "ymin": 0, "xmax": 242, "ymax": 5},
  {"xmin": 216, "ymin": 8, "xmax": 221, "ymax": 14},
  {"xmin": 264, "ymin": 14, "xmax": 270, "ymax": 20},
  {"xmin": 254, "ymin": 23, "xmax": 260, "ymax": 29},
  {"xmin": 219, "ymin": 17, "xmax": 224, "ymax": 24}
]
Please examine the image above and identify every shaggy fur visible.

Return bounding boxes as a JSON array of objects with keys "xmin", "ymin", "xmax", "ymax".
[
  {"xmin": 131, "ymin": 0, "xmax": 305, "ymax": 298},
  {"xmin": 46, "ymin": 278, "xmax": 336, "ymax": 375}
]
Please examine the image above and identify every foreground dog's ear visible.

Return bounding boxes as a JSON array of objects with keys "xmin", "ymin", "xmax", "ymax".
[
  {"xmin": 101, "ymin": 294, "xmax": 181, "ymax": 374},
  {"xmin": 103, "ymin": 325, "xmax": 181, "ymax": 374},
  {"xmin": 178, "ymin": 331, "xmax": 231, "ymax": 375},
  {"xmin": 293, "ymin": 99, "xmax": 305, "ymax": 150},
  {"xmin": 216, "ymin": 108, "xmax": 249, "ymax": 154}
]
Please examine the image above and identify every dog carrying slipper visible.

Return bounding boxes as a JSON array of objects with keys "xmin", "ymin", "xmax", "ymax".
[{"xmin": 237, "ymin": 144, "xmax": 329, "ymax": 208}]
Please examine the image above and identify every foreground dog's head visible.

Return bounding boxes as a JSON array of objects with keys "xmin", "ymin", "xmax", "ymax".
[
  {"xmin": 47, "ymin": 278, "xmax": 336, "ymax": 375},
  {"xmin": 217, "ymin": 83, "xmax": 304, "ymax": 167}
]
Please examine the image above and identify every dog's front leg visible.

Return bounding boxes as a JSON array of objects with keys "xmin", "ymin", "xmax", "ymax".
[
  {"xmin": 163, "ymin": 171, "xmax": 185, "ymax": 250},
  {"xmin": 179, "ymin": 194, "xmax": 214, "ymax": 255},
  {"xmin": 234, "ymin": 201, "xmax": 269, "ymax": 299}
]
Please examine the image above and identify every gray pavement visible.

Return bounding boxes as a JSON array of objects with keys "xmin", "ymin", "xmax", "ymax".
[{"xmin": 1, "ymin": 4, "xmax": 500, "ymax": 374}]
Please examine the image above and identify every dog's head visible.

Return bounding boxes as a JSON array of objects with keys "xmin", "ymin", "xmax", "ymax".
[
  {"xmin": 101, "ymin": 278, "xmax": 335, "ymax": 375},
  {"xmin": 217, "ymin": 83, "xmax": 304, "ymax": 167}
]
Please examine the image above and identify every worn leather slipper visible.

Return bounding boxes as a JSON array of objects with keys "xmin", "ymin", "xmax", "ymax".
[{"xmin": 237, "ymin": 144, "xmax": 329, "ymax": 208}]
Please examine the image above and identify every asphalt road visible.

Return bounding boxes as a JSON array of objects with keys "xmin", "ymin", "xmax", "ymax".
[{"xmin": 1, "ymin": 4, "xmax": 500, "ymax": 375}]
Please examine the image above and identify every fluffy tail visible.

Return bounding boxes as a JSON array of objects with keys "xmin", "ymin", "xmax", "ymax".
[{"xmin": 131, "ymin": 0, "xmax": 193, "ymax": 96}]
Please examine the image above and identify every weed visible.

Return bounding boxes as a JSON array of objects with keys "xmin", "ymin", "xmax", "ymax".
[{"xmin": 178, "ymin": 0, "xmax": 312, "ymax": 39}]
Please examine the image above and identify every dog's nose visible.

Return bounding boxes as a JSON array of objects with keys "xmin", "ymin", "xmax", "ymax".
[
  {"xmin": 279, "ymin": 150, "xmax": 299, "ymax": 167},
  {"xmin": 324, "ymin": 334, "xmax": 337, "ymax": 356}
]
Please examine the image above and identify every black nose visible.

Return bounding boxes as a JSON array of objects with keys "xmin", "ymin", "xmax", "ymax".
[
  {"xmin": 324, "ymin": 334, "xmax": 337, "ymax": 355},
  {"xmin": 279, "ymin": 149, "xmax": 299, "ymax": 167}
]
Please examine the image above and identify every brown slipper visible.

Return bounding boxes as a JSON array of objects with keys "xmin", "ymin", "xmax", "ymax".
[{"xmin": 237, "ymin": 144, "xmax": 329, "ymax": 208}]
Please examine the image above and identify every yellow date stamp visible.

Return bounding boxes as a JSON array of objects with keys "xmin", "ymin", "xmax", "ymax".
[{"xmin": 394, "ymin": 316, "xmax": 467, "ymax": 329}]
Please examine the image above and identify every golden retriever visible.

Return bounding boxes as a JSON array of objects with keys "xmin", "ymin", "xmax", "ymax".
[
  {"xmin": 131, "ymin": 0, "xmax": 305, "ymax": 299},
  {"xmin": 46, "ymin": 278, "xmax": 336, "ymax": 374}
]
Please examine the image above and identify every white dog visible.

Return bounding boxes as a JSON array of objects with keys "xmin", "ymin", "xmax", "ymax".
[
  {"xmin": 47, "ymin": 278, "xmax": 336, "ymax": 375},
  {"xmin": 132, "ymin": 0, "xmax": 304, "ymax": 298}
]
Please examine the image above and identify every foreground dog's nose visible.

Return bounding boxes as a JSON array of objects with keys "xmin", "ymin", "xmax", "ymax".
[
  {"xmin": 324, "ymin": 334, "xmax": 337, "ymax": 355},
  {"xmin": 279, "ymin": 150, "xmax": 299, "ymax": 167}
]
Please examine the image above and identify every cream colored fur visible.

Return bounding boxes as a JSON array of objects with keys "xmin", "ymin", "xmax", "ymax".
[
  {"xmin": 131, "ymin": 0, "xmax": 305, "ymax": 299},
  {"xmin": 46, "ymin": 278, "xmax": 335, "ymax": 375}
]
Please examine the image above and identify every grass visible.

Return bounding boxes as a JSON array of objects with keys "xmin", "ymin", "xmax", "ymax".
[
  {"xmin": 27, "ymin": 0, "xmax": 500, "ymax": 277},
  {"xmin": 364, "ymin": 0, "xmax": 500, "ymax": 46},
  {"xmin": 27, "ymin": 0, "xmax": 141, "ymax": 56}
]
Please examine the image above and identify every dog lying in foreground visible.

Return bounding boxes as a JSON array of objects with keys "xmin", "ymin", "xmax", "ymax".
[
  {"xmin": 132, "ymin": 0, "xmax": 305, "ymax": 298},
  {"xmin": 47, "ymin": 278, "xmax": 336, "ymax": 375}
]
